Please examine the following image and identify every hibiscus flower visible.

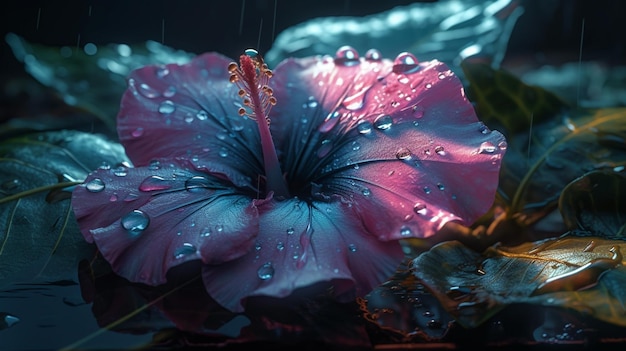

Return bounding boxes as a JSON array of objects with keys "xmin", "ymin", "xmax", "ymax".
[{"xmin": 72, "ymin": 46, "xmax": 506, "ymax": 312}]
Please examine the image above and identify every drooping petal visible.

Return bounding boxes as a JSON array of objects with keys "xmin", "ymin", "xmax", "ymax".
[
  {"xmin": 270, "ymin": 49, "xmax": 506, "ymax": 239},
  {"xmin": 118, "ymin": 53, "xmax": 262, "ymax": 187},
  {"xmin": 72, "ymin": 159, "xmax": 259, "ymax": 286},
  {"xmin": 202, "ymin": 196, "xmax": 404, "ymax": 312}
]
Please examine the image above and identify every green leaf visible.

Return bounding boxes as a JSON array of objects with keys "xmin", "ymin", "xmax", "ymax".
[
  {"xmin": 559, "ymin": 169, "xmax": 626, "ymax": 238},
  {"xmin": 0, "ymin": 130, "xmax": 129, "ymax": 287},
  {"xmin": 412, "ymin": 238, "xmax": 626, "ymax": 328},
  {"xmin": 4, "ymin": 33, "xmax": 195, "ymax": 131}
]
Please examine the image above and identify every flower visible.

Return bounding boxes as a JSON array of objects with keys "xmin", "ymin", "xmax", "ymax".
[{"xmin": 72, "ymin": 46, "xmax": 506, "ymax": 312}]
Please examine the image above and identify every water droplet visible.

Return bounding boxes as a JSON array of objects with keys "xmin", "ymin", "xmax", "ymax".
[
  {"xmin": 109, "ymin": 194, "xmax": 118, "ymax": 202},
  {"xmin": 276, "ymin": 242, "xmax": 284, "ymax": 251},
  {"xmin": 138, "ymin": 83, "xmax": 160, "ymax": 98},
  {"xmin": 374, "ymin": 115, "xmax": 393, "ymax": 130},
  {"xmin": 163, "ymin": 85, "xmax": 176, "ymax": 98},
  {"xmin": 174, "ymin": 243, "xmax": 197, "ymax": 259},
  {"xmin": 131, "ymin": 127, "xmax": 144, "ymax": 137},
  {"xmin": 412, "ymin": 105, "xmax": 425, "ymax": 118},
  {"xmin": 121, "ymin": 209, "xmax": 150, "ymax": 236},
  {"xmin": 434, "ymin": 146, "xmax": 445, "ymax": 156},
  {"xmin": 498, "ymin": 141, "xmax": 508, "ymax": 150},
  {"xmin": 437, "ymin": 183, "xmax": 445, "ymax": 191},
  {"xmin": 319, "ymin": 111, "xmax": 340, "ymax": 132},
  {"xmin": 257, "ymin": 262, "xmax": 275, "ymax": 280},
  {"xmin": 85, "ymin": 178, "xmax": 105, "ymax": 193},
  {"xmin": 364, "ymin": 48, "xmax": 382, "ymax": 61},
  {"xmin": 397, "ymin": 75, "xmax": 410, "ymax": 84},
  {"xmin": 185, "ymin": 176, "xmax": 212, "ymax": 192},
  {"xmin": 158, "ymin": 100, "xmax": 175, "ymax": 114},
  {"xmin": 317, "ymin": 140, "xmax": 333, "ymax": 158},
  {"xmin": 361, "ymin": 188, "xmax": 371, "ymax": 196},
  {"xmin": 478, "ymin": 141, "xmax": 497, "ymax": 154},
  {"xmin": 425, "ymin": 83, "xmax": 432, "ymax": 89},
  {"xmin": 215, "ymin": 224, "xmax": 224, "ymax": 232},
  {"xmin": 286, "ymin": 227, "xmax": 295, "ymax": 235},
  {"xmin": 148, "ymin": 160, "xmax": 161, "ymax": 170},
  {"xmin": 413, "ymin": 203, "xmax": 427, "ymax": 215},
  {"xmin": 113, "ymin": 166, "xmax": 127, "ymax": 177},
  {"xmin": 357, "ymin": 120, "xmax": 373, "ymax": 135},
  {"xmin": 334, "ymin": 46, "xmax": 359, "ymax": 65},
  {"xmin": 479, "ymin": 123, "xmax": 490, "ymax": 134},
  {"xmin": 139, "ymin": 175, "xmax": 172, "ymax": 192},
  {"xmin": 1, "ymin": 313, "xmax": 20, "ymax": 329},
  {"xmin": 218, "ymin": 147, "xmax": 229, "ymax": 158},
  {"xmin": 393, "ymin": 52, "xmax": 419, "ymax": 73},
  {"xmin": 351, "ymin": 141, "xmax": 361, "ymax": 151},
  {"xmin": 396, "ymin": 147, "xmax": 412, "ymax": 160},
  {"xmin": 400, "ymin": 226, "xmax": 412, "ymax": 236},
  {"xmin": 348, "ymin": 244, "xmax": 357, "ymax": 252},
  {"xmin": 438, "ymin": 72, "xmax": 446, "ymax": 80},
  {"xmin": 255, "ymin": 243, "xmax": 262, "ymax": 251},
  {"xmin": 196, "ymin": 110, "xmax": 208, "ymax": 120},
  {"xmin": 423, "ymin": 186, "xmax": 431, "ymax": 194},
  {"xmin": 156, "ymin": 66, "xmax": 169, "ymax": 78}
]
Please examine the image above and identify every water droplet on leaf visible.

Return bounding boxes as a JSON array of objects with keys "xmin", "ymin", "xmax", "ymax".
[{"xmin": 374, "ymin": 115, "xmax": 393, "ymax": 130}]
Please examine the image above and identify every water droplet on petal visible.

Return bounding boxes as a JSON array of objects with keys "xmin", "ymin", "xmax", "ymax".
[
  {"xmin": 396, "ymin": 147, "xmax": 412, "ymax": 160},
  {"xmin": 412, "ymin": 105, "xmax": 425, "ymax": 118},
  {"xmin": 113, "ymin": 166, "xmax": 127, "ymax": 177},
  {"xmin": 85, "ymin": 178, "xmax": 105, "ymax": 193},
  {"xmin": 163, "ymin": 85, "xmax": 176, "ymax": 98},
  {"xmin": 219, "ymin": 148, "xmax": 229, "ymax": 158},
  {"xmin": 334, "ymin": 45, "xmax": 359, "ymax": 65},
  {"xmin": 413, "ymin": 203, "xmax": 427, "ymax": 215},
  {"xmin": 138, "ymin": 83, "xmax": 159, "ymax": 98},
  {"xmin": 276, "ymin": 242, "xmax": 284, "ymax": 251},
  {"xmin": 174, "ymin": 243, "xmax": 197, "ymax": 259},
  {"xmin": 364, "ymin": 48, "xmax": 382, "ymax": 61},
  {"xmin": 423, "ymin": 186, "xmax": 431, "ymax": 194},
  {"xmin": 361, "ymin": 188, "xmax": 371, "ymax": 196},
  {"xmin": 357, "ymin": 120, "xmax": 373, "ymax": 135},
  {"xmin": 185, "ymin": 176, "xmax": 212, "ymax": 192},
  {"xmin": 215, "ymin": 224, "xmax": 224, "ymax": 232},
  {"xmin": 437, "ymin": 183, "xmax": 445, "ymax": 191},
  {"xmin": 434, "ymin": 146, "xmax": 446, "ymax": 156},
  {"xmin": 479, "ymin": 123, "xmax": 490, "ymax": 134},
  {"xmin": 257, "ymin": 262, "xmax": 275, "ymax": 280},
  {"xmin": 425, "ymin": 83, "xmax": 432, "ymax": 89},
  {"xmin": 149, "ymin": 160, "xmax": 161, "ymax": 170},
  {"xmin": 348, "ymin": 244, "xmax": 357, "ymax": 252},
  {"xmin": 498, "ymin": 141, "xmax": 508, "ymax": 150},
  {"xmin": 393, "ymin": 52, "xmax": 419, "ymax": 73},
  {"xmin": 478, "ymin": 141, "xmax": 497, "ymax": 154},
  {"xmin": 121, "ymin": 210, "xmax": 150, "ymax": 237},
  {"xmin": 400, "ymin": 226, "xmax": 412, "ymax": 236},
  {"xmin": 319, "ymin": 111, "xmax": 340, "ymax": 133},
  {"xmin": 158, "ymin": 100, "xmax": 175, "ymax": 114},
  {"xmin": 286, "ymin": 227, "xmax": 295, "ymax": 235},
  {"xmin": 131, "ymin": 127, "xmax": 144, "ymax": 138},
  {"xmin": 139, "ymin": 175, "xmax": 172, "ymax": 192},
  {"xmin": 351, "ymin": 141, "xmax": 361, "ymax": 151},
  {"xmin": 156, "ymin": 66, "xmax": 169, "ymax": 78},
  {"xmin": 374, "ymin": 115, "xmax": 393, "ymax": 130},
  {"xmin": 196, "ymin": 110, "xmax": 208, "ymax": 120}
]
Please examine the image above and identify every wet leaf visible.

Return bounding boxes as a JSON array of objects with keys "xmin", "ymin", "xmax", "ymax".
[
  {"xmin": 412, "ymin": 238, "xmax": 626, "ymax": 328},
  {"xmin": 559, "ymin": 169, "xmax": 626, "ymax": 238},
  {"xmin": 5, "ymin": 33, "xmax": 195, "ymax": 131},
  {"xmin": 265, "ymin": 0, "xmax": 523, "ymax": 73},
  {"xmin": 0, "ymin": 130, "xmax": 129, "ymax": 287}
]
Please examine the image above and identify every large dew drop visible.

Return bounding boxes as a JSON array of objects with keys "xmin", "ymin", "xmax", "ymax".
[
  {"xmin": 85, "ymin": 178, "xmax": 105, "ymax": 193},
  {"xmin": 185, "ymin": 176, "xmax": 212, "ymax": 192},
  {"xmin": 334, "ymin": 46, "xmax": 359, "ymax": 65},
  {"xmin": 139, "ymin": 175, "xmax": 173, "ymax": 192},
  {"xmin": 257, "ymin": 262, "xmax": 275, "ymax": 280},
  {"xmin": 158, "ymin": 100, "xmax": 176, "ymax": 114},
  {"xmin": 174, "ymin": 243, "xmax": 197, "ymax": 259},
  {"xmin": 121, "ymin": 209, "xmax": 150, "ymax": 237}
]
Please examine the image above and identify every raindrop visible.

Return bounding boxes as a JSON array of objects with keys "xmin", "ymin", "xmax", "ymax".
[
  {"xmin": 131, "ymin": 127, "xmax": 144, "ymax": 137},
  {"xmin": 423, "ymin": 186, "xmax": 431, "ymax": 194},
  {"xmin": 200, "ymin": 228, "xmax": 211, "ymax": 237},
  {"xmin": 156, "ymin": 66, "xmax": 169, "ymax": 78},
  {"xmin": 498, "ymin": 141, "xmax": 508, "ymax": 150},
  {"xmin": 478, "ymin": 141, "xmax": 497, "ymax": 154},
  {"xmin": 113, "ymin": 166, "xmax": 127, "ymax": 177},
  {"xmin": 413, "ymin": 203, "xmax": 427, "ymax": 215},
  {"xmin": 434, "ymin": 146, "xmax": 446, "ymax": 156},
  {"xmin": 196, "ymin": 110, "xmax": 208, "ymax": 120},
  {"xmin": 158, "ymin": 100, "xmax": 175, "ymax": 114},
  {"xmin": 148, "ymin": 160, "xmax": 161, "ymax": 170},
  {"xmin": 334, "ymin": 45, "xmax": 359, "ymax": 65},
  {"xmin": 138, "ymin": 83, "xmax": 160, "ymax": 98},
  {"xmin": 121, "ymin": 209, "xmax": 150, "ymax": 236},
  {"xmin": 425, "ymin": 83, "xmax": 432, "ymax": 89},
  {"xmin": 0, "ymin": 313, "xmax": 20, "ymax": 329},
  {"xmin": 319, "ymin": 111, "xmax": 340, "ymax": 133},
  {"xmin": 185, "ymin": 175, "xmax": 212, "ymax": 192},
  {"xmin": 400, "ymin": 226, "xmax": 412, "ymax": 236},
  {"xmin": 174, "ymin": 243, "xmax": 197, "ymax": 259},
  {"xmin": 215, "ymin": 224, "xmax": 224, "ymax": 232},
  {"xmin": 139, "ymin": 175, "xmax": 172, "ymax": 192},
  {"xmin": 348, "ymin": 244, "xmax": 357, "ymax": 252},
  {"xmin": 286, "ymin": 227, "xmax": 295, "ymax": 235},
  {"xmin": 219, "ymin": 147, "xmax": 229, "ymax": 158},
  {"xmin": 351, "ymin": 141, "xmax": 361, "ymax": 151},
  {"xmin": 257, "ymin": 262, "xmax": 275, "ymax": 280},
  {"xmin": 361, "ymin": 188, "xmax": 371, "ymax": 196},
  {"xmin": 276, "ymin": 242, "xmax": 284, "ymax": 251},
  {"xmin": 396, "ymin": 147, "xmax": 412, "ymax": 160},
  {"xmin": 163, "ymin": 85, "xmax": 176, "ymax": 98},
  {"xmin": 109, "ymin": 194, "xmax": 118, "ymax": 202},
  {"xmin": 85, "ymin": 178, "xmax": 105, "ymax": 193},
  {"xmin": 357, "ymin": 120, "xmax": 373, "ymax": 135},
  {"xmin": 438, "ymin": 72, "xmax": 446, "ymax": 80},
  {"xmin": 374, "ymin": 115, "xmax": 393, "ymax": 130},
  {"xmin": 397, "ymin": 75, "xmax": 410, "ymax": 84},
  {"xmin": 317, "ymin": 140, "xmax": 333, "ymax": 158},
  {"xmin": 392, "ymin": 52, "xmax": 419, "ymax": 73},
  {"xmin": 437, "ymin": 183, "xmax": 445, "ymax": 191},
  {"xmin": 478, "ymin": 123, "xmax": 490, "ymax": 134},
  {"xmin": 364, "ymin": 48, "xmax": 382, "ymax": 61},
  {"xmin": 412, "ymin": 105, "xmax": 425, "ymax": 118}
]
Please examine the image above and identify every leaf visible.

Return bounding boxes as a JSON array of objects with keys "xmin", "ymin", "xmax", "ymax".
[
  {"xmin": 412, "ymin": 238, "xmax": 626, "ymax": 328},
  {"xmin": 559, "ymin": 169, "xmax": 626, "ymax": 238},
  {"xmin": 0, "ymin": 130, "xmax": 129, "ymax": 287},
  {"xmin": 265, "ymin": 0, "xmax": 523, "ymax": 73},
  {"xmin": 4, "ymin": 33, "xmax": 195, "ymax": 131}
]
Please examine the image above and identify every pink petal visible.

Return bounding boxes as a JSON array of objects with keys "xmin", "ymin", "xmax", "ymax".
[
  {"xmin": 72, "ymin": 159, "xmax": 259, "ymax": 286},
  {"xmin": 202, "ymin": 196, "xmax": 404, "ymax": 312},
  {"xmin": 118, "ymin": 53, "xmax": 262, "ymax": 187},
  {"xmin": 270, "ymin": 49, "xmax": 506, "ymax": 239}
]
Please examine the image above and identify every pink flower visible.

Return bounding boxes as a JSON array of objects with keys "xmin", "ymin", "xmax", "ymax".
[{"xmin": 72, "ymin": 46, "xmax": 506, "ymax": 312}]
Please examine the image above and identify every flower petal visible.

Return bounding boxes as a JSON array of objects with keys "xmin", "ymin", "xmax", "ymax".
[
  {"xmin": 202, "ymin": 197, "xmax": 404, "ymax": 312},
  {"xmin": 72, "ymin": 159, "xmax": 259, "ymax": 286},
  {"xmin": 271, "ymin": 50, "xmax": 505, "ymax": 239},
  {"xmin": 118, "ymin": 53, "xmax": 262, "ymax": 187}
]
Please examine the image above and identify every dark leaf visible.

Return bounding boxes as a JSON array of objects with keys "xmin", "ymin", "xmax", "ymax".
[
  {"xmin": 412, "ymin": 238, "xmax": 626, "ymax": 328},
  {"xmin": 5, "ymin": 33, "xmax": 195, "ymax": 131},
  {"xmin": 559, "ymin": 169, "xmax": 626, "ymax": 238},
  {"xmin": 0, "ymin": 130, "xmax": 129, "ymax": 287}
]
